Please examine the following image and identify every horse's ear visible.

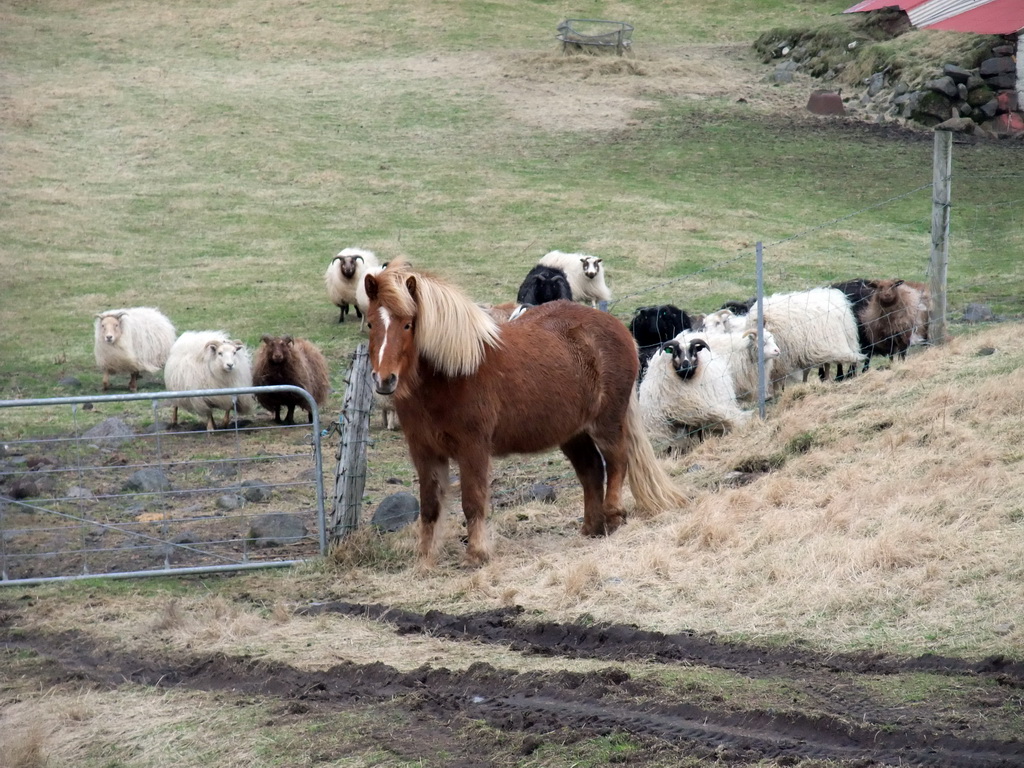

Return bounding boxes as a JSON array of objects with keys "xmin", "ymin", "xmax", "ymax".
[
  {"xmin": 405, "ymin": 274, "xmax": 418, "ymax": 301},
  {"xmin": 364, "ymin": 273, "xmax": 379, "ymax": 302}
]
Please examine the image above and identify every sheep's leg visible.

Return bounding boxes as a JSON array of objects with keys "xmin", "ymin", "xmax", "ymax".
[
  {"xmin": 273, "ymin": 406, "xmax": 283, "ymax": 424},
  {"xmin": 457, "ymin": 450, "xmax": 493, "ymax": 566},
  {"xmin": 338, "ymin": 303, "xmax": 348, "ymax": 323},
  {"xmin": 220, "ymin": 408, "xmax": 233, "ymax": 429},
  {"xmin": 207, "ymin": 413, "xmax": 217, "ymax": 432},
  {"xmin": 170, "ymin": 406, "xmax": 179, "ymax": 427},
  {"xmin": 561, "ymin": 433, "xmax": 609, "ymax": 536},
  {"xmin": 128, "ymin": 372, "xmax": 139, "ymax": 392},
  {"xmin": 102, "ymin": 371, "xmax": 111, "ymax": 391},
  {"xmin": 411, "ymin": 450, "xmax": 450, "ymax": 567},
  {"xmin": 284, "ymin": 404, "xmax": 296, "ymax": 425}
]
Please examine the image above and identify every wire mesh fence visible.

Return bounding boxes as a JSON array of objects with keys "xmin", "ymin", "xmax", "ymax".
[{"xmin": 0, "ymin": 386, "xmax": 326, "ymax": 585}]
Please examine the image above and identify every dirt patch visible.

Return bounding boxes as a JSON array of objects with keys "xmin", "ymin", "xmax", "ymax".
[
  {"xmin": 4, "ymin": 603, "xmax": 1022, "ymax": 767},
  {"xmin": 363, "ymin": 44, "xmax": 831, "ymax": 135}
]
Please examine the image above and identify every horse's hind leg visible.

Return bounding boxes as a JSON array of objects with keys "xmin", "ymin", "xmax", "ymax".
[
  {"xmin": 561, "ymin": 433, "xmax": 616, "ymax": 536},
  {"xmin": 411, "ymin": 451, "xmax": 450, "ymax": 566},
  {"xmin": 456, "ymin": 451, "xmax": 492, "ymax": 566},
  {"xmin": 591, "ymin": 432, "xmax": 628, "ymax": 534}
]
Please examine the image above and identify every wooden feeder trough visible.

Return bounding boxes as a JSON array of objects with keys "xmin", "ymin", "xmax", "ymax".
[{"xmin": 556, "ymin": 18, "xmax": 634, "ymax": 56}]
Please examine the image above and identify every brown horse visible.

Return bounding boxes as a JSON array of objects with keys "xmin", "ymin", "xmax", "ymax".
[{"xmin": 364, "ymin": 260, "xmax": 687, "ymax": 565}]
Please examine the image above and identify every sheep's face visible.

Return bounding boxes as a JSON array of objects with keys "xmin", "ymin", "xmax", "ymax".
[
  {"xmin": 580, "ymin": 256, "xmax": 602, "ymax": 279},
  {"xmin": 663, "ymin": 338, "xmax": 709, "ymax": 381},
  {"xmin": 870, "ymin": 279, "xmax": 904, "ymax": 307},
  {"xmin": 702, "ymin": 309, "xmax": 738, "ymax": 334},
  {"xmin": 208, "ymin": 340, "xmax": 245, "ymax": 373},
  {"xmin": 335, "ymin": 255, "xmax": 361, "ymax": 279},
  {"xmin": 261, "ymin": 335, "xmax": 293, "ymax": 365},
  {"xmin": 97, "ymin": 314, "xmax": 125, "ymax": 344},
  {"xmin": 761, "ymin": 330, "xmax": 781, "ymax": 359}
]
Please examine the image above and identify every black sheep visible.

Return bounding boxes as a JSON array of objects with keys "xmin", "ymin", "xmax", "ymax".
[
  {"xmin": 515, "ymin": 265, "xmax": 573, "ymax": 306},
  {"xmin": 628, "ymin": 304, "xmax": 692, "ymax": 383}
]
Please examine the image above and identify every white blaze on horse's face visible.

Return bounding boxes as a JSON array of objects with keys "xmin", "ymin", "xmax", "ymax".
[{"xmin": 368, "ymin": 305, "xmax": 413, "ymax": 396}]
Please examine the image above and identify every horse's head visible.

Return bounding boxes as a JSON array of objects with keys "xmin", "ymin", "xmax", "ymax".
[{"xmin": 364, "ymin": 269, "xmax": 418, "ymax": 396}]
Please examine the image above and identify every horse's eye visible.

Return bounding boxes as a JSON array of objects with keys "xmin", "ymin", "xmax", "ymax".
[
  {"xmin": 366, "ymin": 322, "xmax": 373, "ymax": 329},
  {"xmin": 404, "ymin": 322, "xmax": 412, "ymax": 331}
]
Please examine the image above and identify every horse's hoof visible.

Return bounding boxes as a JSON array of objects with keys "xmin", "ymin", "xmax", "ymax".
[{"xmin": 462, "ymin": 548, "xmax": 490, "ymax": 568}]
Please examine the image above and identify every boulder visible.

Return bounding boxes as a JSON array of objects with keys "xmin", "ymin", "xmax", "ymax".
[
  {"xmin": 979, "ymin": 57, "xmax": 1015, "ymax": 77},
  {"xmin": 124, "ymin": 468, "xmax": 171, "ymax": 493},
  {"xmin": 371, "ymin": 492, "xmax": 419, "ymax": 532},
  {"xmin": 924, "ymin": 76, "xmax": 958, "ymax": 99},
  {"xmin": 247, "ymin": 513, "xmax": 308, "ymax": 547},
  {"xmin": 942, "ymin": 64, "xmax": 972, "ymax": 85},
  {"xmin": 806, "ymin": 90, "xmax": 844, "ymax": 115}
]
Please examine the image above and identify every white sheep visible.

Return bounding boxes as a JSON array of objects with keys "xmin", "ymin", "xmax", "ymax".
[
  {"xmin": 700, "ymin": 308, "xmax": 747, "ymax": 335},
  {"xmin": 93, "ymin": 307, "xmax": 177, "ymax": 392},
  {"xmin": 355, "ymin": 262, "xmax": 388, "ymax": 328},
  {"xmin": 745, "ymin": 287, "xmax": 864, "ymax": 387},
  {"xmin": 373, "ymin": 391, "xmax": 400, "ymax": 431},
  {"xmin": 165, "ymin": 331, "xmax": 255, "ymax": 432},
  {"xmin": 325, "ymin": 247, "xmax": 380, "ymax": 325},
  {"xmin": 702, "ymin": 327, "xmax": 781, "ymax": 402},
  {"xmin": 537, "ymin": 250, "xmax": 612, "ymax": 308},
  {"xmin": 638, "ymin": 334, "xmax": 750, "ymax": 455}
]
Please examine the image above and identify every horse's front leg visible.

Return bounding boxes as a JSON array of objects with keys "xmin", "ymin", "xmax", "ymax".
[
  {"xmin": 456, "ymin": 451, "xmax": 492, "ymax": 566},
  {"xmin": 411, "ymin": 450, "xmax": 450, "ymax": 566}
]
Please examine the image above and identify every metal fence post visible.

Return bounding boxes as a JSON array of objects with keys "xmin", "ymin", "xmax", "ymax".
[{"xmin": 329, "ymin": 343, "xmax": 374, "ymax": 542}]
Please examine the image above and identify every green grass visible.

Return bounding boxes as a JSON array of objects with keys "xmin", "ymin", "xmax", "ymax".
[{"xmin": 1, "ymin": 1, "xmax": 1021, "ymax": 396}]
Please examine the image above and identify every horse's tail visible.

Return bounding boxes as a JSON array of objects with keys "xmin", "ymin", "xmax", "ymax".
[{"xmin": 624, "ymin": 393, "xmax": 690, "ymax": 513}]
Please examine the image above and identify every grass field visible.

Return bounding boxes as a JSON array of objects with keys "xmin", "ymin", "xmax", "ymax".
[
  {"xmin": 3, "ymin": 2, "xmax": 1024, "ymax": 766},
  {"xmin": 2, "ymin": 0, "xmax": 1022, "ymax": 398}
]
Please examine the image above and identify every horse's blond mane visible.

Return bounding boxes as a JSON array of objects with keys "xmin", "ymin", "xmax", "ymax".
[{"xmin": 375, "ymin": 260, "xmax": 502, "ymax": 377}]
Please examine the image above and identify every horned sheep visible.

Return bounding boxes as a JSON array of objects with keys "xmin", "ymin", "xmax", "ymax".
[
  {"xmin": 638, "ymin": 334, "xmax": 750, "ymax": 455},
  {"xmin": 93, "ymin": 307, "xmax": 176, "ymax": 392},
  {"xmin": 537, "ymin": 250, "xmax": 612, "ymax": 308},
  {"xmin": 165, "ymin": 331, "xmax": 255, "ymax": 432},
  {"xmin": 325, "ymin": 247, "xmax": 380, "ymax": 324},
  {"xmin": 252, "ymin": 335, "xmax": 330, "ymax": 425}
]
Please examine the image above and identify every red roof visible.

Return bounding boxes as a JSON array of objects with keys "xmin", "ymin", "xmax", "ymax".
[
  {"xmin": 844, "ymin": 0, "xmax": 927, "ymax": 12},
  {"xmin": 915, "ymin": 0, "xmax": 1024, "ymax": 34}
]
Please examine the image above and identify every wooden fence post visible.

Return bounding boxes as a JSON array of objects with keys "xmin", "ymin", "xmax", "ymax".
[
  {"xmin": 328, "ymin": 343, "xmax": 374, "ymax": 543},
  {"xmin": 929, "ymin": 130, "xmax": 952, "ymax": 346}
]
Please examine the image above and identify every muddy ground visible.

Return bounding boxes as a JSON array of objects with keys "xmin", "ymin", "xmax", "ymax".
[{"xmin": 3, "ymin": 598, "xmax": 1022, "ymax": 767}]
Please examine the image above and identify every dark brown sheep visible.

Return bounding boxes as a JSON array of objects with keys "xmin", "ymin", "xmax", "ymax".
[
  {"xmin": 860, "ymin": 278, "xmax": 920, "ymax": 363},
  {"xmin": 252, "ymin": 335, "xmax": 330, "ymax": 424}
]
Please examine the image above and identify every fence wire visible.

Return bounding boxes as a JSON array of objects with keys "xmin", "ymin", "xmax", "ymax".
[{"xmin": 0, "ymin": 386, "xmax": 326, "ymax": 585}]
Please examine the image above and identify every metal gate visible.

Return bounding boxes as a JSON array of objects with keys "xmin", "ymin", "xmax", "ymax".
[{"xmin": 0, "ymin": 386, "xmax": 326, "ymax": 585}]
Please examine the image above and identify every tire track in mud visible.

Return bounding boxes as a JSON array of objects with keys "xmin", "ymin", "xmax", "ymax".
[
  {"xmin": 4, "ymin": 605, "xmax": 1024, "ymax": 767},
  {"xmin": 299, "ymin": 601, "xmax": 1024, "ymax": 684}
]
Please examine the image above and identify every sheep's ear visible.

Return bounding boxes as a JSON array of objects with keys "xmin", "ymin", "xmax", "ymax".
[
  {"xmin": 206, "ymin": 341, "xmax": 220, "ymax": 355},
  {"xmin": 364, "ymin": 273, "xmax": 379, "ymax": 302},
  {"xmin": 115, "ymin": 312, "xmax": 127, "ymax": 319},
  {"xmin": 742, "ymin": 329, "xmax": 757, "ymax": 341},
  {"xmin": 866, "ymin": 280, "xmax": 878, "ymax": 289},
  {"xmin": 595, "ymin": 258, "xmax": 602, "ymax": 265},
  {"xmin": 261, "ymin": 334, "xmax": 273, "ymax": 345},
  {"xmin": 354, "ymin": 255, "xmax": 363, "ymax": 263},
  {"xmin": 894, "ymin": 279, "xmax": 904, "ymax": 287},
  {"xmin": 283, "ymin": 335, "xmax": 294, "ymax": 345},
  {"xmin": 231, "ymin": 341, "xmax": 244, "ymax": 350}
]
